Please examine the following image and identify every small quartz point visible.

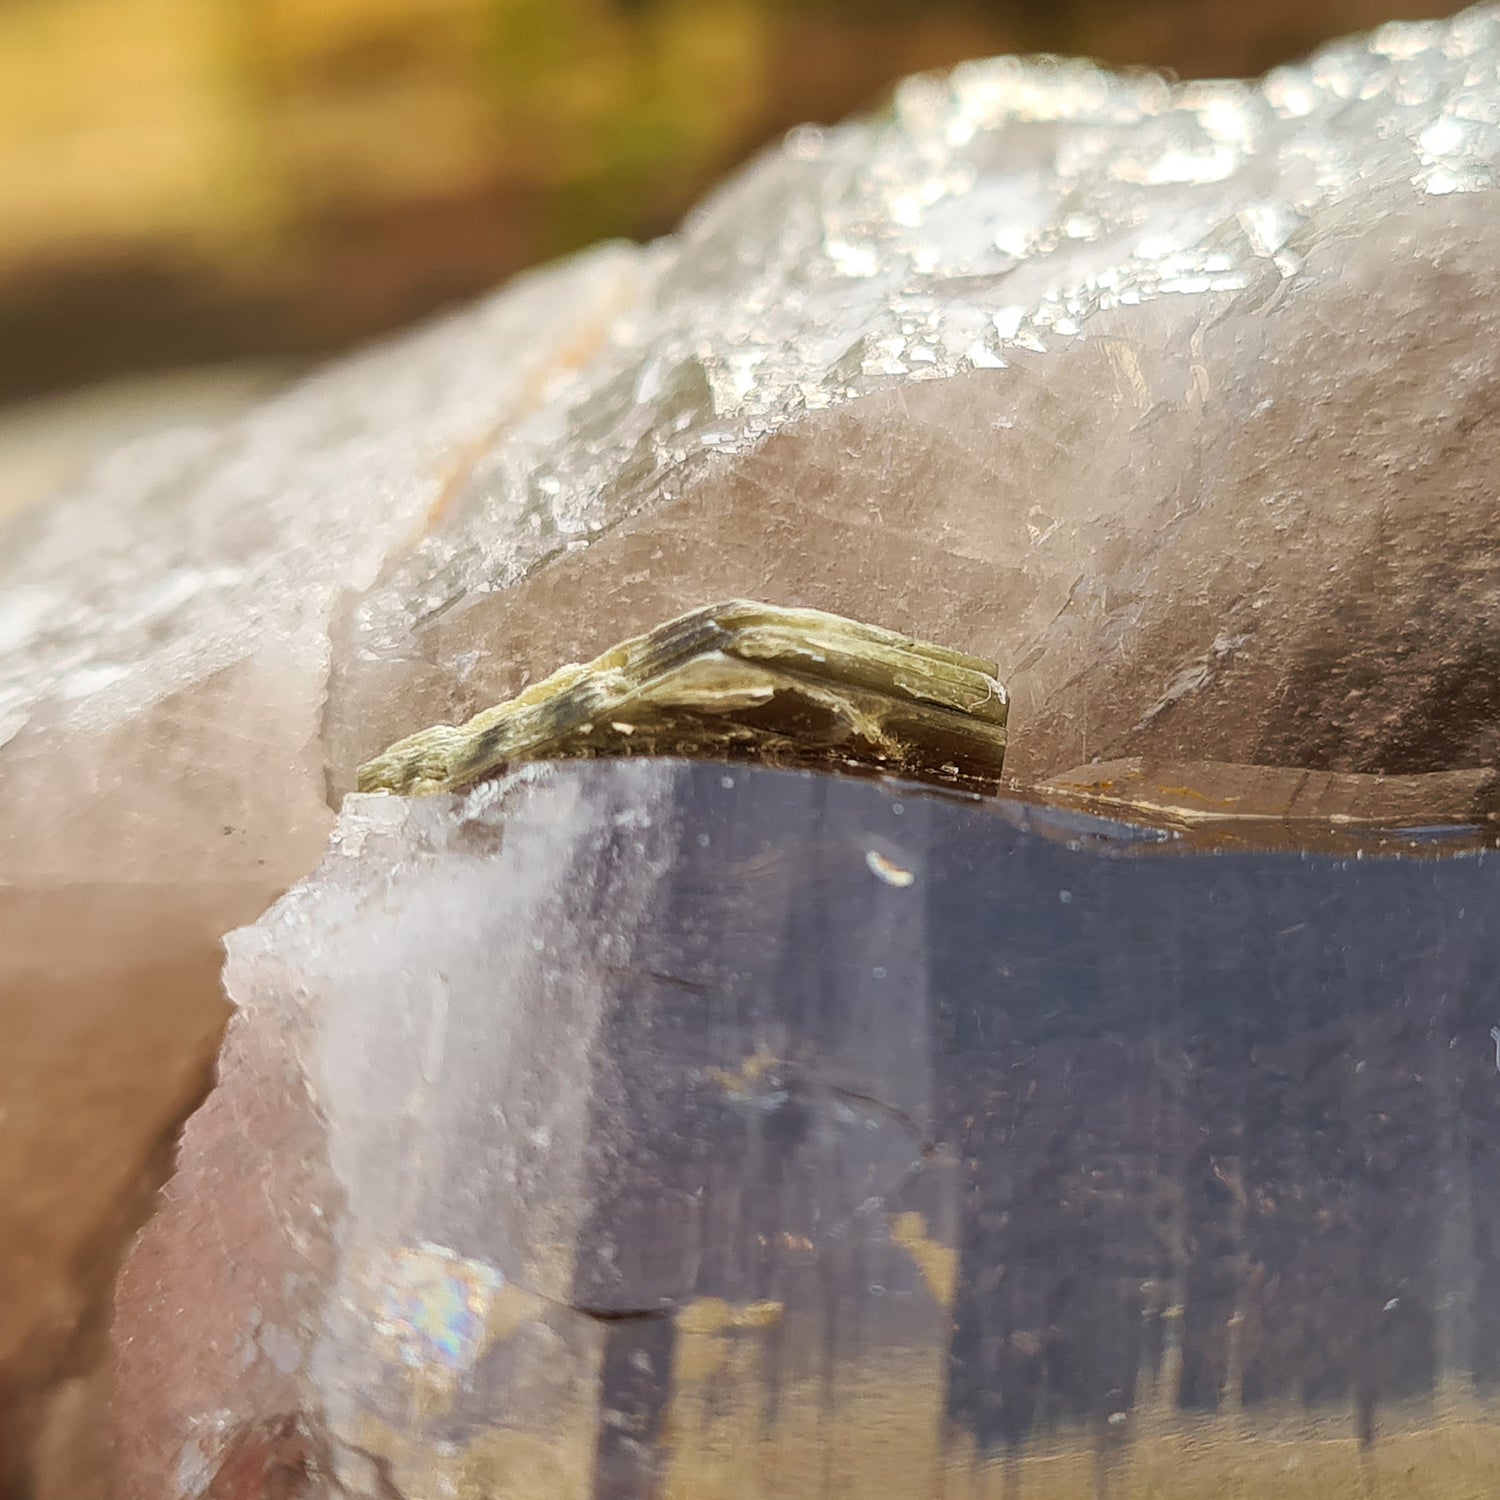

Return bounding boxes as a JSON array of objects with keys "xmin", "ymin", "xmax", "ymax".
[
  {"xmin": 357, "ymin": 600, "xmax": 1007, "ymax": 796},
  {"xmin": 116, "ymin": 760, "xmax": 1500, "ymax": 1498}
]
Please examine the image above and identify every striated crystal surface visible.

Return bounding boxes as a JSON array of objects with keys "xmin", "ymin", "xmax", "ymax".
[
  {"xmin": 116, "ymin": 759, "xmax": 1500, "ymax": 1498},
  {"xmin": 4, "ymin": 3, "xmax": 1500, "ymax": 1487}
]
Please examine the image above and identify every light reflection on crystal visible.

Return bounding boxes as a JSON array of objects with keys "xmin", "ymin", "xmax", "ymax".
[{"xmin": 370, "ymin": 1242, "xmax": 503, "ymax": 1372}]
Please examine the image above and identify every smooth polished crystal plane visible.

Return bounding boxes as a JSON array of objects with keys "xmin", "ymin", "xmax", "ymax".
[{"xmin": 117, "ymin": 759, "xmax": 1500, "ymax": 1500}]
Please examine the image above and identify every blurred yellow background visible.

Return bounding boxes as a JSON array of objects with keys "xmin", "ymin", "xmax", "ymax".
[{"xmin": 0, "ymin": 0, "xmax": 1467, "ymax": 410}]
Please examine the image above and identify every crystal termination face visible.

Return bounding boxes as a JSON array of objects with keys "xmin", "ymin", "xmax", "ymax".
[{"xmin": 356, "ymin": 600, "xmax": 1008, "ymax": 796}]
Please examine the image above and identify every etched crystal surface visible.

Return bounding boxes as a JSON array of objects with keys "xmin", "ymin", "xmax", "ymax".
[
  {"xmin": 2, "ymin": 4, "xmax": 1500, "ymax": 1490},
  {"xmin": 9, "ymin": 9, "xmax": 1500, "ymax": 828}
]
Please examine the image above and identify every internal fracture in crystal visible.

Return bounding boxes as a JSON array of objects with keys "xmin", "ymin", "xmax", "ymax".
[{"xmin": 115, "ymin": 760, "xmax": 1500, "ymax": 1499}]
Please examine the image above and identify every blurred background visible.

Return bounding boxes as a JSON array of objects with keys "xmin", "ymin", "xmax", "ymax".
[{"xmin": 0, "ymin": 0, "xmax": 1469, "ymax": 522}]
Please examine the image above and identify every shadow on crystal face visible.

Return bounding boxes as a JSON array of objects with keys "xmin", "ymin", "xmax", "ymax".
[{"xmin": 114, "ymin": 760, "xmax": 1500, "ymax": 1498}]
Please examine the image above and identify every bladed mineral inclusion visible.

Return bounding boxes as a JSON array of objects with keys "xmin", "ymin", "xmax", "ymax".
[{"xmin": 356, "ymin": 601, "xmax": 1008, "ymax": 796}]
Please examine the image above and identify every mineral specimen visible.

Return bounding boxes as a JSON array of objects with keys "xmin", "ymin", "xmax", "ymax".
[
  {"xmin": 357, "ymin": 600, "xmax": 1008, "ymax": 796},
  {"xmin": 115, "ymin": 760, "xmax": 1500, "ymax": 1498},
  {"xmin": 0, "ymin": 1, "xmax": 1498, "ymax": 1492}
]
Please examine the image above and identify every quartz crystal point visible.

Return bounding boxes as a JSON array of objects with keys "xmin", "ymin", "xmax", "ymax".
[
  {"xmin": 116, "ymin": 760, "xmax": 1500, "ymax": 1498},
  {"xmin": 5, "ymin": 1, "xmax": 1500, "ymax": 1488}
]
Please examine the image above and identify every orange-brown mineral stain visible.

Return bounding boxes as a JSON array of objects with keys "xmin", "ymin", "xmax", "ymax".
[{"xmin": 205, "ymin": 1415, "xmax": 329, "ymax": 1500}]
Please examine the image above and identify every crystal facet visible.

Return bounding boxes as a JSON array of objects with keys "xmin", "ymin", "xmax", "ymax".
[{"xmin": 115, "ymin": 760, "xmax": 1500, "ymax": 1498}]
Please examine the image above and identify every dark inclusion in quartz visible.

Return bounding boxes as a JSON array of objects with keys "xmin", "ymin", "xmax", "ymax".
[{"xmin": 115, "ymin": 759, "xmax": 1500, "ymax": 1498}]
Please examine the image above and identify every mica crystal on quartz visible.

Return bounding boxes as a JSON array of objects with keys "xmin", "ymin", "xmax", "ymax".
[
  {"xmin": 356, "ymin": 601, "xmax": 1009, "ymax": 796},
  {"xmin": 1, "ymin": 2, "xmax": 1499, "ymax": 1492}
]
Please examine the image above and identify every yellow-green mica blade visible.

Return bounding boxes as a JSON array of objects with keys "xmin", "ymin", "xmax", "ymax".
[{"xmin": 356, "ymin": 600, "xmax": 1008, "ymax": 796}]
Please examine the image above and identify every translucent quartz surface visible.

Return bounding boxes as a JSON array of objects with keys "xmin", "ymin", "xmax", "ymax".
[
  {"xmin": 329, "ymin": 7, "xmax": 1500, "ymax": 786},
  {"xmin": 0, "ymin": 249, "xmax": 646, "ymax": 1485},
  {"xmin": 116, "ymin": 760, "xmax": 1500, "ymax": 1498}
]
